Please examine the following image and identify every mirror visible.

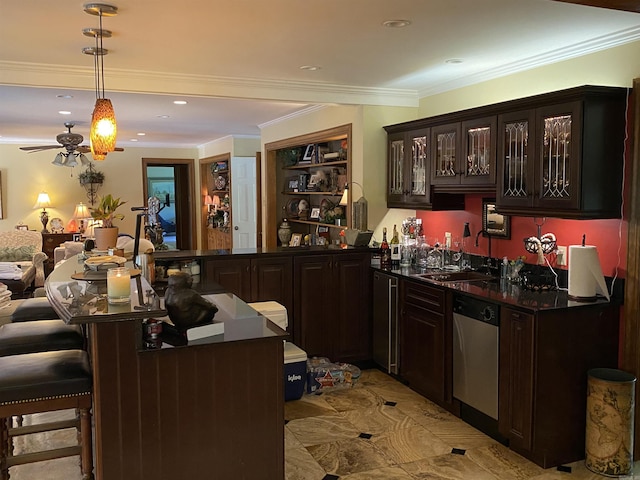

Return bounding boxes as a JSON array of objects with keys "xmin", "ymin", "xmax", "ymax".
[{"xmin": 482, "ymin": 199, "xmax": 510, "ymax": 239}]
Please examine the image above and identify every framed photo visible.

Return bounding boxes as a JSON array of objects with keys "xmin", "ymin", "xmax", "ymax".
[
  {"xmin": 72, "ymin": 233, "xmax": 82, "ymax": 242},
  {"xmin": 482, "ymin": 198, "xmax": 511, "ymax": 239},
  {"xmin": 286, "ymin": 177, "xmax": 299, "ymax": 192},
  {"xmin": 302, "ymin": 144, "xmax": 315, "ymax": 162},
  {"xmin": 290, "ymin": 233, "xmax": 302, "ymax": 247},
  {"xmin": 310, "ymin": 207, "xmax": 320, "ymax": 220},
  {"xmin": 15, "ymin": 223, "xmax": 28, "ymax": 231}
]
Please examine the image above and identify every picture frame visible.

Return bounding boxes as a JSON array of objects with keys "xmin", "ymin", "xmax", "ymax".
[
  {"xmin": 302, "ymin": 144, "xmax": 315, "ymax": 163},
  {"xmin": 310, "ymin": 207, "xmax": 320, "ymax": 220},
  {"xmin": 15, "ymin": 223, "xmax": 28, "ymax": 231},
  {"xmin": 72, "ymin": 233, "xmax": 82, "ymax": 242},
  {"xmin": 287, "ymin": 177, "xmax": 299, "ymax": 192},
  {"xmin": 482, "ymin": 198, "xmax": 511, "ymax": 239},
  {"xmin": 290, "ymin": 233, "xmax": 302, "ymax": 247}
]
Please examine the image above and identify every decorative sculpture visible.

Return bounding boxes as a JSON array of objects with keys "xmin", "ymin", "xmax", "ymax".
[{"xmin": 163, "ymin": 272, "xmax": 218, "ymax": 331}]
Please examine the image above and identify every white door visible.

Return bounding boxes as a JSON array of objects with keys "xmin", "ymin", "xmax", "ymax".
[{"xmin": 231, "ymin": 156, "xmax": 257, "ymax": 248}]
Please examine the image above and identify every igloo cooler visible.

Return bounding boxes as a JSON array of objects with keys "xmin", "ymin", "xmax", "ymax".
[{"xmin": 248, "ymin": 301, "xmax": 307, "ymax": 401}]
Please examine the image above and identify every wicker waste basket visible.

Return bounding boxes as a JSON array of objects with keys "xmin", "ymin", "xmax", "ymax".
[{"xmin": 585, "ymin": 368, "xmax": 636, "ymax": 477}]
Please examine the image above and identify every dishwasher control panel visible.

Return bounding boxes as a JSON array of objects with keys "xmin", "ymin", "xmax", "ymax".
[{"xmin": 453, "ymin": 295, "xmax": 500, "ymax": 326}]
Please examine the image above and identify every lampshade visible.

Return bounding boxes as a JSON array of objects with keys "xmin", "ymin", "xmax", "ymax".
[
  {"xmin": 212, "ymin": 195, "xmax": 221, "ymax": 207},
  {"xmin": 33, "ymin": 192, "xmax": 52, "ymax": 210},
  {"xmin": 339, "ymin": 187, "xmax": 349, "ymax": 206},
  {"xmin": 73, "ymin": 202, "xmax": 91, "ymax": 219},
  {"xmin": 52, "ymin": 152, "xmax": 65, "ymax": 166},
  {"xmin": 90, "ymin": 98, "xmax": 117, "ymax": 153},
  {"xmin": 204, "ymin": 195, "xmax": 214, "ymax": 206}
]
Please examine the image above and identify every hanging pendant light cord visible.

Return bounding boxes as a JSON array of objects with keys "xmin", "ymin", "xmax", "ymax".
[{"xmin": 92, "ymin": 9, "xmax": 105, "ymax": 101}]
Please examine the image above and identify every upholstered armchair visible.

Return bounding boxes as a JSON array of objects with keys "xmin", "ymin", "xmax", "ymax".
[{"xmin": 0, "ymin": 230, "xmax": 48, "ymax": 295}]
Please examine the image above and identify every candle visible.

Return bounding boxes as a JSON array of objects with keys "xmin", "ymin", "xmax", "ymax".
[{"xmin": 107, "ymin": 267, "xmax": 131, "ymax": 304}]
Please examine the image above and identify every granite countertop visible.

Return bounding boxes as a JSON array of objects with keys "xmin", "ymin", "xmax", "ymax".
[{"xmin": 372, "ymin": 265, "xmax": 613, "ymax": 312}]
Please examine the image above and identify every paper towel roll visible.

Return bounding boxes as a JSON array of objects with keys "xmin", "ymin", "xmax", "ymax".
[{"xmin": 568, "ymin": 245, "xmax": 609, "ymax": 300}]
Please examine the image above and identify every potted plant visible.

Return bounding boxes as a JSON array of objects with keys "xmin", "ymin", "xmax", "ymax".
[
  {"xmin": 90, "ymin": 194, "xmax": 126, "ymax": 250},
  {"xmin": 78, "ymin": 167, "xmax": 105, "ymax": 186}
]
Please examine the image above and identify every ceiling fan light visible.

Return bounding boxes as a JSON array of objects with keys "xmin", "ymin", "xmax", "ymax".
[
  {"xmin": 90, "ymin": 98, "xmax": 117, "ymax": 153},
  {"xmin": 66, "ymin": 153, "xmax": 79, "ymax": 167},
  {"xmin": 52, "ymin": 152, "xmax": 65, "ymax": 166},
  {"xmin": 78, "ymin": 153, "xmax": 90, "ymax": 165}
]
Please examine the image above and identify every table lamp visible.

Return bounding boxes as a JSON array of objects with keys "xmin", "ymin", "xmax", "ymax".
[
  {"xmin": 33, "ymin": 192, "xmax": 52, "ymax": 233},
  {"xmin": 73, "ymin": 202, "xmax": 92, "ymax": 235}
]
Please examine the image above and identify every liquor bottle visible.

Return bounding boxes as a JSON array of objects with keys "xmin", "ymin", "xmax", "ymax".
[
  {"xmin": 390, "ymin": 224, "xmax": 401, "ymax": 267},
  {"xmin": 380, "ymin": 227, "xmax": 391, "ymax": 269}
]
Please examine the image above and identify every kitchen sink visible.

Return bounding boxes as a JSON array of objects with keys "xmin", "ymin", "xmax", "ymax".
[{"xmin": 412, "ymin": 270, "xmax": 497, "ymax": 284}]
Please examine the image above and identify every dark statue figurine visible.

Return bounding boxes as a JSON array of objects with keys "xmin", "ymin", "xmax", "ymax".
[{"xmin": 164, "ymin": 272, "xmax": 218, "ymax": 331}]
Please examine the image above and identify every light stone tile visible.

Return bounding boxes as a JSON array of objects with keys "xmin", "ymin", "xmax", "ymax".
[
  {"xmin": 530, "ymin": 459, "xmax": 640, "ymax": 480},
  {"xmin": 371, "ymin": 426, "xmax": 452, "ymax": 464},
  {"xmin": 320, "ymin": 386, "xmax": 385, "ymax": 412},
  {"xmin": 284, "ymin": 446, "xmax": 328, "ymax": 480},
  {"xmin": 341, "ymin": 404, "xmax": 421, "ymax": 435},
  {"xmin": 307, "ymin": 438, "xmax": 395, "ymax": 476},
  {"xmin": 341, "ymin": 465, "xmax": 415, "ymax": 479},
  {"xmin": 286, "ymin": 414, "xmax": 360, "ymax": 447},
  {"xmin": 465, "ymin": 443, "xmax": 545, "ymax": 480},
  {"xmin": 357, "ymin": 369, "xmax": 403, "ymax": 388},
  {"xmin": 285, "ymin": 426, "xmax": 304, "ymax": 450},
  {"xmin": 400, "ymin": 452, "xmax": 501, "ymax": 479},
  {"xmin": 367, "ymin": 383, "xmax": 429, "ymax": 404},
  {"xmin": 284, "ymin": 392, "xmax": 338, "ymax": 421}
]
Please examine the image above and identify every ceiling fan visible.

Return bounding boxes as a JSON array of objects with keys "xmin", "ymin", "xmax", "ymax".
[{"xmin": 19, "ymin": 122, "xmax": 124, "ymax": 157}]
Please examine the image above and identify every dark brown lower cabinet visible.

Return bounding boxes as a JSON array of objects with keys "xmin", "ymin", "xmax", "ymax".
[
  {"xmin": 293, "ymin": 252, "xmax": 371, "ymax": 363},
  {"xmin": 203, "ymin": 255, "xmax": 293, "ymax": 327},
  {"xmin": 400, "ymin": 280, "xmax": 451, "ymax": 408},
  {"xmin": 499, "ymin": 304, "xmax": 619, "ymax": 468}
]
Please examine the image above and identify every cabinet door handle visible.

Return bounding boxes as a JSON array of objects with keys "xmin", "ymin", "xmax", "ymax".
[
  {"xmin": 253, "ymin": 265, "xmax": 257, "ymax": 272},
  {"xmin": 246, "ymin": 266, "xmax": 250, "ymax": 273}
]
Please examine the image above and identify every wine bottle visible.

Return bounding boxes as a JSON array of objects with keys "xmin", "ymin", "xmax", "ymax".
[
  {"xmin": 390, "ymin": 224, "xmax": 400, "ymax": 267},
  {"xmin": 380, "ymin": 227, "xmax": 391, "ymax": 269}
]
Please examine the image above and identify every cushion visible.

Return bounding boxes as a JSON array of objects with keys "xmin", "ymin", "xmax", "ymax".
[
  {"xmin": 0, "ymin": 350, "xmax": 92, "ymax": 404},
  {"xmin": 0, "ymin": 246, "xmax": 36, "ymax": 262},
  {"xmin": 0, "ymin": 320, "xmax": 84, "ymax": 356},
  {"xmin": 62, "ymin": 241, "xmax": 85, "ymax": 260},
  {"xmin": 11, "ymin": 297, "xmax": 59, "ymax": 322}
]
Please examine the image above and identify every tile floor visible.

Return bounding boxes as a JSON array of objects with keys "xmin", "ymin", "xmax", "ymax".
[{"xmin": 6, "ymin": 368, "xmax": 639, "ymax": 479}]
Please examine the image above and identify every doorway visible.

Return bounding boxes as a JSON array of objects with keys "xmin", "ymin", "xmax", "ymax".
[{"xmin": 142, "ymin": 158, "xmax": 196, "ymax": 250}]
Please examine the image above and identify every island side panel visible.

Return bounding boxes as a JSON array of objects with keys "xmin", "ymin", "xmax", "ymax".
[{"xmin": 90, "ymin": 320, "xmax": 285, "ymax": 480}]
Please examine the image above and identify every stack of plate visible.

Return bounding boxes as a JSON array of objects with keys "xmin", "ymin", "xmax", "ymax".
[{"xmin": 84, "ymin": 255, "xmax": 127, "ymax": 271}]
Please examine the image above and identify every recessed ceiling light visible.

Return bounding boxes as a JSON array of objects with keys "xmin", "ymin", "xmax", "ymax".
[
  {"xmin": 130, "ymin": 138, "xmax": 138, "ymax": 142},
  {"xmin": 156, "ymin": 115, "xmax": 170, "ymax": 119},
  {"xmin": 173, "ymin": 100, "xmax": 187, "ymax": 105},
  {"xmin": 58, "ymin": 111, "xmax": 72, "ymax": 115},
  {"xmin": 137, "ymin": 132, "xmax": 146, "ymax": 136},
  {"xmin": 56, "ymin": 94, "xmax": 74, "ymax": 99},
  {"xmin": 300, "ymin": 65, "xmax": 321, "ymax": 71},
  {"xmin": 382, "ymin": 19, "xmax": 411, "ymax": 28},
  {"xmin": 445, "ymin": 58, "xmax": 464, "ymax": 64}
]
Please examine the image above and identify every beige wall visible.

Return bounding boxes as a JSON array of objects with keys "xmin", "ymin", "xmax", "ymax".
[
  {"xmin": 419, "ymin": 39, "xmax": 640, "ymax": 118},
  {"xmin": 0, "ymin": 144, "xmax": 197, "ymax": 236}
]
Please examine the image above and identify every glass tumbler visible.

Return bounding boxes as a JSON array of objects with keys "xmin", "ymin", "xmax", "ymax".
[{"xmin": 107, "ymin": 267, "xmax": 131, "ymax": 304}]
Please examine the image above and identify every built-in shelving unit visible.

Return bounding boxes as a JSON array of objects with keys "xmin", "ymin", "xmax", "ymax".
[
  {"xmin": 265, "ymin": 124, "xmax": 352, "ymax": 248},
  {"xmin": 200, "ymin": 153, "xmax": 232, "ymax": 250}
]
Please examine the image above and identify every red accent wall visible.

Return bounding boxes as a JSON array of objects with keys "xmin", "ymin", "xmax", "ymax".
[{"xmin": 416, "ymin": 194, "xmax": 628, "ymax": 278}]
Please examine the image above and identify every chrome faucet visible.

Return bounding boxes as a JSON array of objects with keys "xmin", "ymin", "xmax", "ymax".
[{"xmin": 475, "ymin": 229, "xmax": 492, "ymax": 261}]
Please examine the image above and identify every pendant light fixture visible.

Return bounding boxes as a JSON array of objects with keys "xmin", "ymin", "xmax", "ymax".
[{"xmin": 83, "ymin": 3, "xmax": 118, "ymax": 160}]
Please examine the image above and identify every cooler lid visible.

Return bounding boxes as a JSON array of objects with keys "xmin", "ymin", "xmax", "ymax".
[{"xmin": 284, "ymin": 341, "xmax": 307, "ymax": 363}]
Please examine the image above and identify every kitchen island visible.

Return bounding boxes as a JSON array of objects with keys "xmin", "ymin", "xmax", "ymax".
[{"xmin": 46, "ymin": 256, "xmax": 288, "ymax": 480}]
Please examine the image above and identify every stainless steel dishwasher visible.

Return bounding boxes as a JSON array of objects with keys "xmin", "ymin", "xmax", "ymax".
[
  {"xmin": 452, "ymin": 294, "xmax": 499, "ymax": 420},
  {"xmin": 372, "ymin": 271, "xmax": 398, "ymax": 374}
]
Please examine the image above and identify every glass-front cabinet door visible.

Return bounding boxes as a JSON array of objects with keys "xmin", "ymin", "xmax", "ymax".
[
  {"xmin": 431, "ymin": 123, "xmax": 459, "ymax": 185},
  {"xmin": 387, "ymin": 132, "xmax": 406, "ymax": 206},
  {"xmin": 497, "ymin": 110, "xmax": 536, "ymax": 208},
  {"xmin": 387, "ymin": 128, "xmax": 430, "ymax": 208},
  {"xmin": 462, "ymin": 116, "xmax": 496, "ymax": 186},
  {"xmin": 534, "ymin": 102, "xmax": 581, "ymax": 211}
]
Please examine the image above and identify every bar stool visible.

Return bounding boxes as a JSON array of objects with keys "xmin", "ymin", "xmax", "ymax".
[
  {"xmin": 0, "ymin": 349, "xmax": 93, "ymax": 480},
  {"xmin": 10, "ymin": 297, "xmax": 59, "ymax": 323}
]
